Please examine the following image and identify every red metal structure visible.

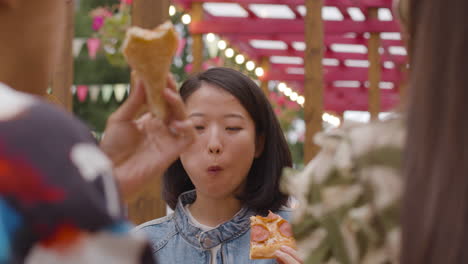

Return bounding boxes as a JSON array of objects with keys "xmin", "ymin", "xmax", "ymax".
[{"xmin": 172, "ymin": 0, "xmax": 406, "ymax": 113}]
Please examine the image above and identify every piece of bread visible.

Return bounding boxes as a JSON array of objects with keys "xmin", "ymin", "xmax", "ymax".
[
  {"xmin": 250, "ymin": 211, "xmax": 297, "ymax": 259},
  {"xmin": 122, "ymin": 21, "xmax": 178, "ymax": 119}
]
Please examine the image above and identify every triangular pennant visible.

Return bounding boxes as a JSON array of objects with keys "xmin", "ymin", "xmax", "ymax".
[
  {"xmin": 87, "ymin": 38, "xmax": 101, "ymax": 59},
  {"xmin": 114, "ymin": 84, "xmax": 128, "ymax": 102},
  {"xmin": 101, "ymin": 84, "xmax": 114, "ymax": 102},
  {"xmin": 77, "ymin": 85, "xmax": 88, "ymax": 102},
  {"xmin": 89, "ymin": 85, "xmax": 101, "ymax": 102},
  {"xmin": 73, "ymin": 38, "xmax": 86, "ymax": 57}
]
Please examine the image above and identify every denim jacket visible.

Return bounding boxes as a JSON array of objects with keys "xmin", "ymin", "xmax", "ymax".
[{"xmin": 134, "ymin": 190, "xmax": 292, "ymax": 264}]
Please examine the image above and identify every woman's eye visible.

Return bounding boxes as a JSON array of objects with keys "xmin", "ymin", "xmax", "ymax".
[
  {"xmin": 226, "ymin": 127, "xmax": 242, "ymax": 131},
  {"xmin": 195, "ymin": 126, "xmax": 205, "ymax": 131}
]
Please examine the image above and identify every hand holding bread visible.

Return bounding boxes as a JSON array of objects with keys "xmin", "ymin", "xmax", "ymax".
[{"xmin": 101, "ymin": 21, "xmax": 196, "ymax": 201}]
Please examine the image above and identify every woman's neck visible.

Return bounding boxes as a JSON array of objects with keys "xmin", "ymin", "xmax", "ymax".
[{"xmin": 188, "ymin": 193, "xmax": 242, "ymax": 227}]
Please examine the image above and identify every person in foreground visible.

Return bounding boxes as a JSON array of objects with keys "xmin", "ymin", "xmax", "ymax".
[
  {"xmin": 281, "ymin": 0, "xmax": 409, "ymax": 263},
  {"xmin": 135, "ymin": 67, "xmax": 302, "ymax": 264},
  {"xmin": 401, "ymin": 0, "xmax": 468, "ymax": 263},
  {"xmin": 284, "ymin": 0, "xmax": 468, "ymax": 263},
  {"xmin": 0, "ymin": 0, "xmax": 195, "ymax": 263}
]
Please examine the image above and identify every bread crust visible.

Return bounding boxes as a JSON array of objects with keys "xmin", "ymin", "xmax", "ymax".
[{"xmin": 122, "ymin": 21, "xmax": 178, "ymax": 119}]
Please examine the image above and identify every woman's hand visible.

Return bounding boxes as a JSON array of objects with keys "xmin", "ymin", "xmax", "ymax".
[
  {"xmin": 275, "ymin": 246, "xmax": 303, "ymax": 264},
  {"xmin": 100, "ymin": 75, "xmax": 195, "ymax": 202}
]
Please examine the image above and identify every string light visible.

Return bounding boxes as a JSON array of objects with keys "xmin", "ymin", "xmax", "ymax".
[
  {"xmin": 235, "ymin": 54, "xmax": 245, "ymax": 64},
  {"xmin": 278, "ymin": 82, "xmax": 287, "ymax": 92},
  {"xmin": 217, "ymin": 40, "xmax": 227, "ymax": 50},
  {"xmin": 206, "ymin": 33, "xmax": 216, "ymax": 42},
  {"xmin": 246, "ymin": 61, "xmax": 256, "ymax": 71},
  {"xmin": 297, "ymin": 96, "xmax": 305, "ymax": 105},
  {"xmin": 169, "ymin": 5, "xmax": 176, "ymax": 16},
  {"xmin": 225, "ymin": 48, "xmax": 234, "ymax": 58},
  {"xmin": 275, "ymin": 83, "xmax": 306, "ymax": 107},
  {"xmin": 290, "ymin": 92, "xmax": 298, "ymax": 101},
  {"xmin": 322, "ymin": 113, "xmax": 341, "ymax": 127},
  {"xmin": 255, "ymin": 67, "xmax": 264, "ymax": 77},
  {"xmin": 181, "ymin": 14, "xmax": 191, "ymax": 24}
]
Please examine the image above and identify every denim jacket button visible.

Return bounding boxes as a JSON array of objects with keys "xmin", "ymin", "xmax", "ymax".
[{"xmin": 203, "ymin": 238, "xmax": 214, "ymax": 248}]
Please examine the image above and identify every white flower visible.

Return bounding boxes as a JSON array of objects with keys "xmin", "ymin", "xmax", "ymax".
[
  {"xmin": 70, "ymin": 143, "xmax": 120, "ymax": 217},
  {"xmin": 0, "ymin": 83, "xmax": 35, "ymax": 120}
]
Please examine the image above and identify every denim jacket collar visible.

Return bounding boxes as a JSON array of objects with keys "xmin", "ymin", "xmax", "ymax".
[{"xmin": 174, "ymin": 190, "xmax": 256, "ymax": 250}]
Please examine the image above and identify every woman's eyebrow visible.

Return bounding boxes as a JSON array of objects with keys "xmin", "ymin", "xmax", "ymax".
[{"xmin": 224, "ymin": 113, "xmax": 245, "ymax": 120}]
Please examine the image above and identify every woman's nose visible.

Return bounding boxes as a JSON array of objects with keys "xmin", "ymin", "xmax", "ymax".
[{"xmin": 207, "ymin": 128, "xmax": 223, "ymax": 155}]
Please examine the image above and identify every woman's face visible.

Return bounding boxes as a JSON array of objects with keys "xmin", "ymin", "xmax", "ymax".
[{"xmin": 180, "ymin": 83, "xmax": 262, "ymax": 200}]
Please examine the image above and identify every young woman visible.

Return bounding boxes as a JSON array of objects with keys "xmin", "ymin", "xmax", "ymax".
[{"xmin": 136, "ymin": 67, "xmax": 302, "ymax": 264}]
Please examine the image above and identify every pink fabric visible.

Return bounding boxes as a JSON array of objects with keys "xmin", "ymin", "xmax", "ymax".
[
  {"xmin": 77, "ymin": 85, "xmax": 88, "ymax": 102},
  {"xmin": 87, "ymin": 38, "xmax": 101, "ymax": 60}
]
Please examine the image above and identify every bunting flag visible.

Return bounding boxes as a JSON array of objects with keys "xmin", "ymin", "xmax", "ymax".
[
  {"xmin": 73, "ymin": 38, "xmax": 86, "ymax": 58},
  {"xmin": 76, "ymin": 85, "xmax": 89, "ymax": 102},
  {"xmin": 113, "ymin": 84, "xmax": 128, "ymax": 102},
  {"xmin": 87, "ymin": 38, "xmax": 101, "ymax": 60},
  {"xmin": 101, "ymin": 85, "xmax": 114, "ymax": 103},
  {"xmin": 72, "ymin": 84, "xmax": 134, "ymax": 103},
  {"xmin": 176, "ymin": 38, "xmax": 186, "ymax": 58},
  {"xmin": 89, "ymin": 85, "xmax": 101, "ymax": 102}
]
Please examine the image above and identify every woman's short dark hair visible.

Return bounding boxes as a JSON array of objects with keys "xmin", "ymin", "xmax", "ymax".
[{"xmin": 163, "ymin": 67, "xmax": 292, "ymax": 214}]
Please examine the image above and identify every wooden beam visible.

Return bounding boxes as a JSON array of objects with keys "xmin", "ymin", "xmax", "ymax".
[
  {"xmin": 368, "ymin": 8, "xmax": 381, "ymax": 120},
  {"xmin": 226, "ymin": 34, "xmax": 403, "ymax": 46},
  {"xmin": 173, "ymin": 0, "xmax": 394, "ymax": 9},
  {"xmin": 128, "ymin": 0, "xmax": 170, "ymax": 225},
  {"xmin": 190, "ymin": 19, "xmax": 400, "ymax": 35},
  {"xmin": 191, "ymin": 2, "xmax": 204, "ymax": 73},
  {"xmin": 48, "ymin": 0, "xmax": 74, "ymax": 111},
  {"xmin": 304, "ymin": 0, "xmax": 324, "ymax": 163},
  {"xmin": 264, "ymin": 67, "xmax": 400, "ymax": 83},
  {"xmin": 244, "ymin": 48, "xmax": 407, "ymax": 64},
  {"xmin": 260, "ymin": 57, "xmax": 270, "ymax": 96}
]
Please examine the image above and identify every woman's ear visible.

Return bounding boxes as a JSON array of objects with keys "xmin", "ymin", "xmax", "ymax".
[{"xmin": 255, "ymin": 135, "xmax": 265, "ymax": 158}]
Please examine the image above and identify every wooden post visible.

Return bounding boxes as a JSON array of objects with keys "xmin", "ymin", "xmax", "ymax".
[
  {"xmin": 48, "ymin": 0, "xmax": 74, "ymax": 111},
  {"xmin": 368, "ymin": 8, "xmax": 381, "ymax": 120},
  {"xmin": 304, "ymin": 0, "xmax": 324, "ymax": 163},
  {"xmin": 128, "ymin": 0, "xmax": 170, "ymax": 225},
  {"xmin": 260, "ymin": 57, "xmax": 270, "ymax": 96},
  {"xmin": 191, "ymin": 2, "xmax": 204, "ymax": 73},
  {"xmin": 399, "ymin": 63, "xmax": 408, "ymax": 100}
]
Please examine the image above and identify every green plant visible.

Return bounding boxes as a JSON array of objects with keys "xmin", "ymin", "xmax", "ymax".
[{"xmin": 95, "ymin": 5, "xmax": 131, "ymax": 67}]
